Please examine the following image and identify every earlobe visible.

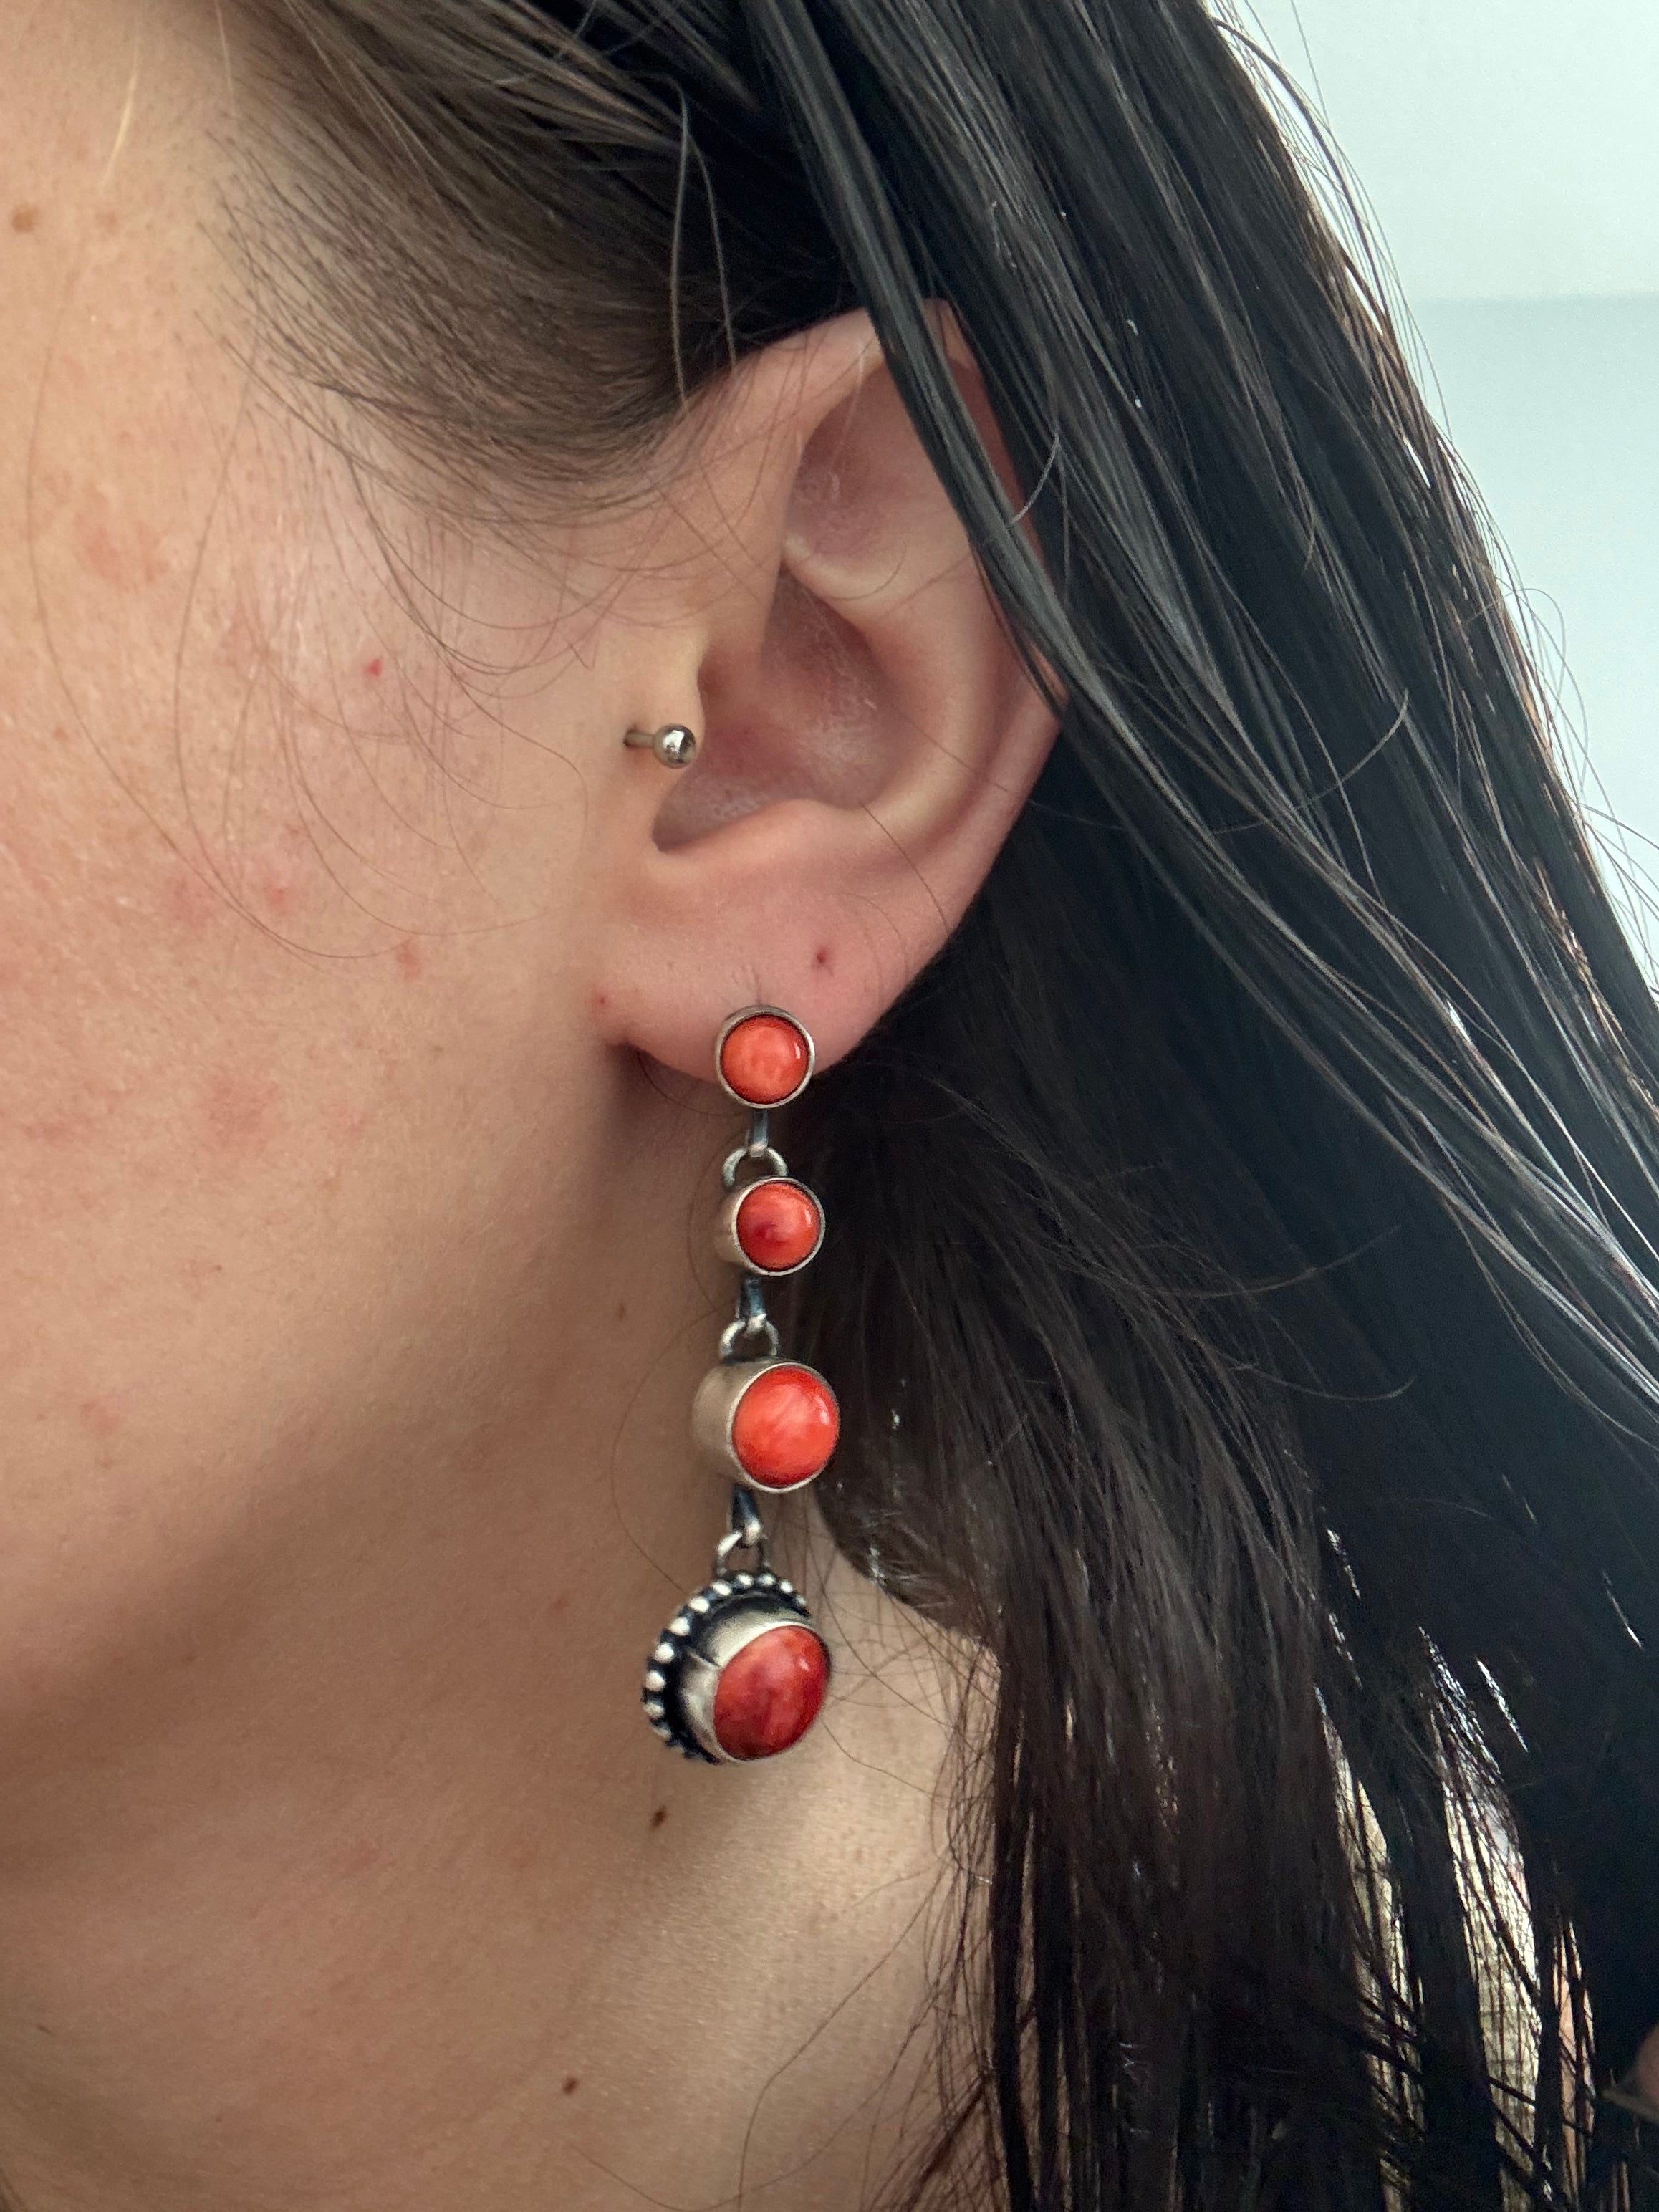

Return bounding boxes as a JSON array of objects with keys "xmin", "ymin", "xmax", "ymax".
[{"xmin": 586, "ymin": 309, "xmax": 1059, "ymax": 1087}]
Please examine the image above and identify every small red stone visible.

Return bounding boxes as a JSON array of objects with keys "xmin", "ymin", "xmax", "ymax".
[
  {"xmin": 712, "ymin": 1624, "xmax": 830, "ymax": 1759},
  {"xmin": 736, "ymin": 1180, "xmax": 823, "ymax": 1273},
  {"xmin": 719, "ymin": 1014, "xmax": 811, "ymax": 1107},
  {"xmin": 731, "ymin": 1363, "xmax": 839, "ymax": 1489}
]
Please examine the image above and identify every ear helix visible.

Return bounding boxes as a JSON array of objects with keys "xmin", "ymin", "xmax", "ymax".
[{"xmin": 640, "ymin": 1006, "xmax": 835, "ymax": 1765}]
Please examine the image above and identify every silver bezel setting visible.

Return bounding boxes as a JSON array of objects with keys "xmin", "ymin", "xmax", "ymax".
[
  {"xmin": 713, "ymin": 1177, "xmax": 827, "ymax": 1277},
  {"xmin": 713, "ymin": 1006, "xmax": 817, "ymax": 1110},
  {"xmin": 691, "ymin": 1357, "xmax": 840, "ymax": 1495},
  {"xmin": 641, "ymin": 1572, "xmax": 827, "ymax": 1762}
]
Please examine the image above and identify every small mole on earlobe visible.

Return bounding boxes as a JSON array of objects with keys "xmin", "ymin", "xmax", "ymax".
[
  {"xmin": 562, "ymin": 2076, "xmax": 580, "ymax": 2096},
  {"xmin": 650, "ymin": 1805, "xmax": 668, "ymax": 1831},
  {"xmin": 9, "ymin": 205, "xmax": 39, "ymax": 235}
]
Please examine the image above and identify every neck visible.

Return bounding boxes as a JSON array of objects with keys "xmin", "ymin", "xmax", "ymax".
[{"xmin": 0, "ymin": 1082, "xmax": 953, "ymax": 2209}]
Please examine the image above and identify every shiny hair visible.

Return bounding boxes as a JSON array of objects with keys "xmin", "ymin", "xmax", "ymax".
[{"xmin": 229, "ymin": 0, "xmax": 1659, "ymax": 2201}]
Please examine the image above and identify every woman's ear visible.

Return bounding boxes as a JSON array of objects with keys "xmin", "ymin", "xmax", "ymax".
[{"xmin": 580, "ymin": 309, "xmax": 1059, "ymax": 1082}]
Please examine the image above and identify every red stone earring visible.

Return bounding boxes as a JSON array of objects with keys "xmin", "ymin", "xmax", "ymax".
[{"xmin": 641, "ymin": 1007, "xmax": 835, "ymax": 1764}]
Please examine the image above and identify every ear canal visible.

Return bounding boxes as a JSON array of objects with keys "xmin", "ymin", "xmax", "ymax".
[{"xmin": 648, "ymin": 576, "xmax": 890, "ymax": 852}]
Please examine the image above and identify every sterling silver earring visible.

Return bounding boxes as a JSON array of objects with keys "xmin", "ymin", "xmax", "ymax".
[
  {"xmin": 641, "ymin": 1007, "xmax": 835, "ymax": 1764},
  {"xmin": 624, "ymin": 723, "xmax": 698, "ymax": 768}
]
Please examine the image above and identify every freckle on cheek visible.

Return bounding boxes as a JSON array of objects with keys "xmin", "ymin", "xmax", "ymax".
[{"xmin": 9, "ymin": 205, "xmax": 39, "ymax": 235}]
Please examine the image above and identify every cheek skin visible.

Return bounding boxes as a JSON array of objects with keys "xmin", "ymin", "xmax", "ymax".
[{"xmin": 0, "ymin": 6, "xmax": 604, "ymax": 1728}]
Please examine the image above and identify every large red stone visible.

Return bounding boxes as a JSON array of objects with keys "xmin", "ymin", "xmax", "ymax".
[
  {"xmin": 719, "ymin": 1014, "xmax": 811, "ymax": 1107},
  {"xmin": 736, "ymin": 1180, "xmax": 823, "ymax": 1273},
  {"xmin": 712, "ymin": 1624, "xmax": 830, "ymax": 1759},
  {"xmin": 731, "ymin": 1363, "xmax": 839, "ymax": 1489}
]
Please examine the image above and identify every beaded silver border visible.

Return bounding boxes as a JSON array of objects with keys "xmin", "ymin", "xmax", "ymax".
[{"xmin": 641, "ymin": 1570, "xmax": 821, "ymax": 1763}]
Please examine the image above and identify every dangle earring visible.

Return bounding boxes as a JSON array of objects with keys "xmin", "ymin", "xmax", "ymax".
[{"xmin": 642, "ymin": 1007, "xmax": 836, "ymax": 1764}]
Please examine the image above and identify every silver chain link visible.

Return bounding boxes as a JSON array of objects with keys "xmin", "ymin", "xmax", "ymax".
[{"xmin": 713, "ymin": 1486, "xmax": 769, "ymax": 1575}]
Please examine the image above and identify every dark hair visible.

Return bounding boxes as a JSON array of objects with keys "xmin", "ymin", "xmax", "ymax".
[{"xmin": 227, "ymin": 1, "xmax": 1659, "ymax": 2202}]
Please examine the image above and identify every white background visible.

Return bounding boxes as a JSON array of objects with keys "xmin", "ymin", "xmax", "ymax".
[
  {"xmin": 1239, "ymin": 0, "xmax": 1659, "ymax": 301},
  {"xmin": 1231, "ymin": 2, "xmax": 1659, "ymax": 951}
]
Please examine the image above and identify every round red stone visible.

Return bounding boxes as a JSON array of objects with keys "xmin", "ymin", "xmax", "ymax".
[
  {"xmin": 719, "ymin": 1014, "xmax": 811, "ymax": 1107},
  {"xmin": 712, "ymin": 1623, "xmax": 830, "ymax": 1759},
  {"xmin": 731, "ymin": 1363, "xmax": 839, "ymax": 1489},
  {"xmin": 736, "ymin": 1180, "xmax": 823, "ymax": 1273}
]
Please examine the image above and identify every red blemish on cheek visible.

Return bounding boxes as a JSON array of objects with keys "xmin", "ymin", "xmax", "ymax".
[
  {"xmin": 393, "ymin": 937, "xmax": 423, "ymax": 981},
  {"xmin": 77, "ymin": 1397, "xmax": 125, "ymax": 1440},
  {"xmin": 17, "ymin": 1074, "xmax": 120, "ymax": 1150},
  {"xmin": 163, "ymin": 867, "xmax": 223, "ymax": 933},
  {"xmin": 363, "ymin": 657, "xmax": 384, "ymax": 681},
  {"xmin": 201, "ymin": 1071, "xmax": 281, "ymax": 1158},
  {"xmin": 20, "ymin": 1112, "xmax": 94, "ymax": 1148},
  {"xmin": 72, "ymin": 486, "xmax": 167, "ymax": 593},
  {"xmin": 250, "ymin": 824, "xmax": 314, "ymax": 921},
  {"xmin": 251, "ymin": 862, "xmax": 299, "ymax": 919},
  {"xmin": 337, "ymin": 1837, "xmax": 383, "ymax": 1877}
]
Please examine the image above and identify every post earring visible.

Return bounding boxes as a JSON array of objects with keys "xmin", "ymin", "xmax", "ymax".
[
  {"xmin": 641, "ymin": 1007, "xmax": 835, "ymax": 1764},
  {"xmin": 623, "ymin": 723, "xmax": 698, "ymax": 767}
]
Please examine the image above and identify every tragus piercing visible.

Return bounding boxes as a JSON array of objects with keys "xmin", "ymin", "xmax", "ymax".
[
  {"xmin": 641, "ymin": 1006, "xmax": 835, "ymax": 1764},
  {"xmin": 624, "ymin": 723, "xmax": 698, "ymax": 768}
]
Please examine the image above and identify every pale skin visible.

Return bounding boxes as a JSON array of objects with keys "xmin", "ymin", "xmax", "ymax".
[
  {"xmin": 0, "ymin": 1, "xmax": 1064, "ymax": 2206},
  {"xmin": 1, "ymin": 5, "xmax": 1654, "ymax": 2208}
]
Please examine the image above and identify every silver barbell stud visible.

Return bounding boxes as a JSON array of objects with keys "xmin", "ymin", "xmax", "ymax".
[{"xmin": 623, "ymin": 723, "xmax": 698, "ymax": 768}]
